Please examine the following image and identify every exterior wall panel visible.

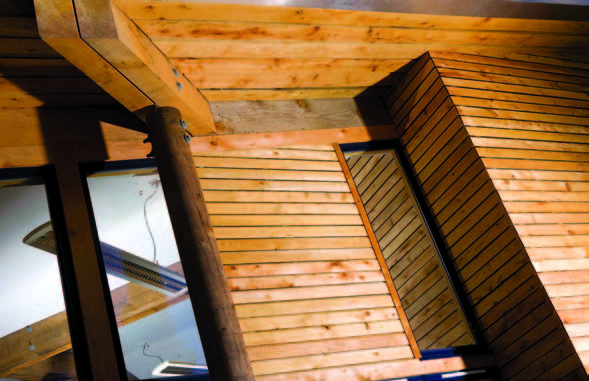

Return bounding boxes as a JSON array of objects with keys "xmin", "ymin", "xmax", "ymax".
[
  {"xmin": 434, "ymin": 51, "xmax": 589, "ymax": 375},
  {"xmin": 193, "ymin": 145, "xmax": 415, "ymax": 380},
  {"xmin": 387, "ymin": 52, "xmax": 586, "ymax": 380}
]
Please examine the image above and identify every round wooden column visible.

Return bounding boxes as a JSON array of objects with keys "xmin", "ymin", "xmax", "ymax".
[{"xmin": 146, "ymin": 106, "xmax": 253, "ymax": 381}]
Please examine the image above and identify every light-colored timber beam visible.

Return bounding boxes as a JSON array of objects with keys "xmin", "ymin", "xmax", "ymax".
[
  {"xmin": 33, "ymin": 0, "xmax": 151, "ymax": 120},
  {"xmin": 33, "ymin": 0, "xmax": 215, "ymax": 135},
  {"xmin": 209, "ymin": 98, "xmax": 394, "ymax": 134},
  {"xmin": 8, "ymin": 350, "xmax": 77, "ymax": 381},
  {"xmin": 0, "ymin": 313, "xmax": 71, "ymax": 378}
]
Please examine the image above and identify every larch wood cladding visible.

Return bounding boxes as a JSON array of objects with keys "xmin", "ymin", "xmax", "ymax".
[
  {"xmin": 387, "ymin": 53, "xmax": 587, "ymax": 380},
  {"xmin": 344, "ymin": 151, "xmax": 475, "ymax": 350},
  {"xmin": 116, "ymin": 0, "xmax": 588, "ymax": 102},
  {"xmin": 434, "ymin": 51, "xmax": 589, "ymax": 375},
  {"xmin": 193, "ymin": 145, "xmax": 415, "ymax": 380}
]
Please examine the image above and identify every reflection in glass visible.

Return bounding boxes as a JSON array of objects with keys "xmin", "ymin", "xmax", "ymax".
[
  {"xmin": 86, "ymin": 171, "xmax": 208, "ymax": 379},
  {"xmin": 344, "ymin": 150, "xmax": 476, "ymax": 351},
  {"xmin": 0, "ymin": 177, "xmax": 77, "ymax": 381}
]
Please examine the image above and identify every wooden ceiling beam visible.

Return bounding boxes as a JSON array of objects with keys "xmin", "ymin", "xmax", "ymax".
[
  {"xmin": 0, "ymin": 313, "xmax": 72, "ymax": 378},
  {"xmin": 34, "ymin": 0, "xmax": 215, "ymax": 135},
  {"xmin": 33, "ymin": 0, "xmax": 152, "ymax": 120},
  {"xmin": 8, "ymin": 350, "xmax": 77, "ymax": 381},
  {"xmin": 72, "ymin": 0, "xmax": 215, "ymax": 135}
]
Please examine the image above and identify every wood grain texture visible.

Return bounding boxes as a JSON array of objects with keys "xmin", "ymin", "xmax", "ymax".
[
  {"xmin": 71, "ymin": 0, "xmax": 215, "ymax": 135},
  {"xmin": 210, "ymin": 98, "xmax": 393, "ymax": 134},
  {"xmin": 335, "ymin": 144, "xmax": 421, "ymax": 358},
  {"xmin": 344, "ymin": 149, "xmax": 476, "ymax": 351},
  {"xmin": 0, "ymin": 106, "xmax": 150, "ymax": 168},
  {"xmin": 0, "ymin": 313, "xmax": 72, "ymax": 377},
  {"xmin": 147, "ymin": 106, "xmax": 253, "ymax": 380},
  {"xmin": 32, "ymin": 0, "xmax": 151, "ymax": 114},
  {"xmin": 53, "ymin": 155, "xmax": 122, "ymax": 380},
  {"xmin": 189, "ymin": 126, "xmax": 398, "ymax": 153},
  {"xmin": 8, "ymin": 350, "xmax": 77, "ymax": 381},
  {"xmin": 194, "ymin": 143, "xmax": 427, "ymax": 380},
  {"xmin": 388, "ymin": 52, "xmax": 585, "ymax": 380},
  {"xmin": 116, "ymin": 0, "xmax": 587, "ymax": 102},
  {"xmin": 446, "ymin": 51, "xmax": 589, "ymax": 377}
]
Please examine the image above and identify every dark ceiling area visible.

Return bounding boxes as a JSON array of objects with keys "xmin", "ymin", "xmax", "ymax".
[{"xmin": 169, "ymin": 0, "xmax": 589, "ymax": 21}]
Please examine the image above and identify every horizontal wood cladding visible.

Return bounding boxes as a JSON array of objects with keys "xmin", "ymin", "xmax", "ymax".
[
  {"xmin": 439, "ymin": 51, "xmax": 589, "ymax": 376},
  {"xmin": 344, "ymin": 150, "xmax": 475, "ymax": 350},
  {"xmin": 113, "ymin": 0, "xmax": 588, "ymax": 101},
  {"xmin": 388, "ymin": 52, "xmax": 585, "ymax": 380},
  {"xmin": 194, "ymin": 145, "xmax": 417, "ymax": 380}
]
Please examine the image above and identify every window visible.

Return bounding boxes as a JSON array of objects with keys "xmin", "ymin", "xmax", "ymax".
[
  {"xmin": 0, "ymin": 169, "xmax": 81, "ymax": 381},
  {"xmin": 84, "ymin": 163, "xmax": 208, "ymax": 380},
  {"xmin": 341, "ymin": 143, "xmax": 478, "ymax": 352}
]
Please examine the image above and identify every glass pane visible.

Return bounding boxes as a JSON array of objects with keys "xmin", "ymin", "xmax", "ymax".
[
  {"xmin": 86, "ymin": 169, "xmax": 208, "ymax": 380},
  {"xmin": 0, "ymin": 177, "xmax": 78, "ymax": 381},
  {"xmin": 344, "ymin": 150, "xmax": 476, "ymax": 351}
]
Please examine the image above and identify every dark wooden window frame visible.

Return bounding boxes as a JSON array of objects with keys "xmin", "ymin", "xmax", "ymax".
[{"xmin": 0, "ymin": 165, "xmax": 94, "ymax": 381}]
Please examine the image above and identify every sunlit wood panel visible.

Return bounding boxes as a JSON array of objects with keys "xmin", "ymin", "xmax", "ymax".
[
  {"xmin": 438, "ymin": 51, "xmax": 589, "ymax": 376},
  {"xmin": 388, "ymin": 52, "xmax": 585, "ymax": 379}
]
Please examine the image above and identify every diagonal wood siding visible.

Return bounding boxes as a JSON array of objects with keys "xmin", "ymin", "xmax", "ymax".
[
  {"xmin": 434, "ymin": 51, "xmax": 589, "ymax": 375},
  {"xmin": 387, "ymin": 53, "xmax": 587, "ymax": 380},
  {"xmin": 344, "ymin": 151, "xmax": 475, "ymax": 350},
  {"xmin": 193, "ymin": 145, "xmax": 415, "ymax": 380}
]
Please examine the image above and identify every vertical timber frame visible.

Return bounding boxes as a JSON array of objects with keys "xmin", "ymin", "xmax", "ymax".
[
  {"xmin": 145, "ymin": 106, "xmax": 254, "ymax": 381},
  {"xmin": 334, "ymin": 143, "xmax": 422, "ymax": 359},
  {"xmin": 54, "ymin": 154, "xmax": 125, "ymax": 380}
]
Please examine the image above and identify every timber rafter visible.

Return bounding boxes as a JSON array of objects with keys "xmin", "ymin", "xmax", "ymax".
[{"xmin": 33, "ymin": 0, "xmax": 215, "ymax": 136}]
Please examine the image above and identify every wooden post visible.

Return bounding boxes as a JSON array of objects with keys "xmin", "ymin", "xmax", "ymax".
[
  {"xmin": 145, "ymin": 106, "xmax": 254, "ymax": 381},
  {"xmin": 54, "ymin": 156, "xmax": 123, "ymax": 381}
]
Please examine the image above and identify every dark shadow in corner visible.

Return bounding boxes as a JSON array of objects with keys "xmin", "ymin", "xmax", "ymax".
[
  {"xmin": 0, "ymin": 1, "xmax": 146, "ymax": 378},
  {"xmin": 353, "ymin": 58, "xmax": 417, "ymax": 143}
]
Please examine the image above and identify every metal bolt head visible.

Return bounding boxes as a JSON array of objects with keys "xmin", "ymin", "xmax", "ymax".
[
  {"xmin": 29, "ymin": 344, "xmax": 35, "ymax": 351},
  {"xmin": 180, "ymin": 120, "xmax": 187, "ymax": 130},
  {"xmin": 26, "ymin": 326, "xmax": 32, "ymax": 333},
  {"xmin": 184, "ymin": 134, "xmax": 191, "ymax": 144},
  {"xmin": 176, "ymin": 82, "xmax": 182, "ymax": 91},
  {"xmin": 173, "ymin": 68, "xmax": 179, "ymax": 77}
]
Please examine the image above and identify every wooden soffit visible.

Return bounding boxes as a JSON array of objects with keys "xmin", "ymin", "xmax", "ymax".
[
  {"xmin": 107, "ymin": 0, "xmax": 589, "ymax": 102},
  {"xmin": 33, "ymin": 0, "xmax": 215, "ymax": 135}
]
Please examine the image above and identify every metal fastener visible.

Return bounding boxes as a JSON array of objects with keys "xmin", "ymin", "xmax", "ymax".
[{"xmin": 176, "ymin": 82, "xmax": 182, "ymax": 91}]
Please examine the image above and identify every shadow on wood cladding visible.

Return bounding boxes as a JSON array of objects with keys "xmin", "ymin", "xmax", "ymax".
[{"xmin": 386, "ymin": 52, "xmax": 587, "ymax": 380}]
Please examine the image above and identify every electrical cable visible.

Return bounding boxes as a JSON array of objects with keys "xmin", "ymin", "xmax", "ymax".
[
  {"xmin": 143, "ymin": 180, "xmax": 159, "ymax": 264},
  {"xmin": 142, "ymin": 342, "xmax": 164, "ymax": 363}
]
